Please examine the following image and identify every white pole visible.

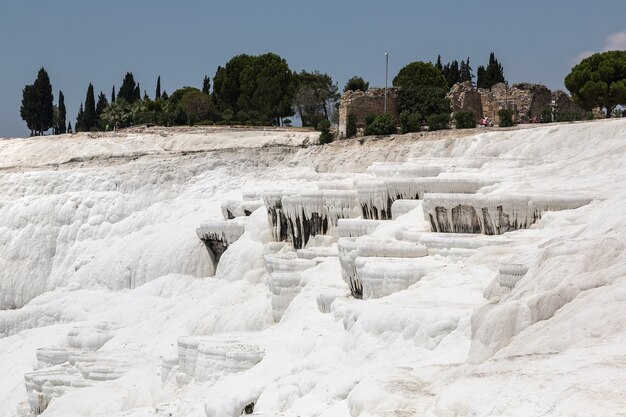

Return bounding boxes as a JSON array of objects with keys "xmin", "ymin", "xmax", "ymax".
[{"xmin": 384, "ymin": 52, "xmax": 389, "ymax": 114}]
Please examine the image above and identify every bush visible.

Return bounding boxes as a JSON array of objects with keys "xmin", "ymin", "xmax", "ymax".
[
  {"xmin": 555, "ymin": 111, "xmax": 582, "ymax": 122},
  {"xmin": 346, "ymin": 113, "xmax": 358, "ymax": 138},
  {"xmin": 454, "ymin": 111, "xmax": 475, "ymax": 129},
  {"xmin": 399, "ymin": 111, "xmax": 421, "ymax": 134},
  {"xmin": 283, "ymin": 118, "xmax": 292, "ymax": 126},
  {"xmin": 317, "ymin": 119, "xmax": 334, "ymax": 144},
  {"xmin": 497, "ymin": 109, "xmax": 514, "ymax": 127},
  {"xmin": 540, "ymin": 107, "xmax": 552, "ymax": 123},
  {"xmin": 427, "ymin": 113, "xmax": 450, "ymax": 131},
  {"xmin": 365, "ymin": 114, "xmax": 377, "ymax": 127},
  {"xmin": 363, "ymin": 114, "xmax": 396, "ymax": 136}
]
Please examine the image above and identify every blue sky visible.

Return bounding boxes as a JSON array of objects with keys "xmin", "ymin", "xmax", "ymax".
[{"xmin": 1, "ymin": 0, "xmax": 625, "ymax": 137}]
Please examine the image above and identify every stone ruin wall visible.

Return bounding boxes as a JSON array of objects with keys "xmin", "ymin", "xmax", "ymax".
[
  {"xmin": 338, "ymin": 88, "xmax": 399, "ymax": 137},
  {"xmin": 449, "ymin": 82, "xmax": 584, "ymax": 124},
  {"xmin": 338, "ymin": 83, "xmax": 584, "ymax": 134}
]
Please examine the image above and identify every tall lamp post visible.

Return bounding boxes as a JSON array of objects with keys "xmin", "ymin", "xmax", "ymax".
[{"xmin": 384, "ymin": 52, "xmax": 389, "ymax": 114}]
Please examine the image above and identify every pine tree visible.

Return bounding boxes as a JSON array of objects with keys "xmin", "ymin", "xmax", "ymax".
[
  {"xmin": 155, "ymin": 76, "xmax": 161, "ymax": 99},
  {"xmin": 111, "ymin": 86, "xmax": 116, "ymax": 103},
  {"xmin": 76, "ymin": 103, "xmax": 85, "ymax": 132},
  {"xmin": 161, "ymin": 90, "xmax": 168, "ymax": 100},
  {"xmin": 95, "ymin": 92, "xmax": 108, "ymax": 128},
  {"xmin": 58, "ymin": 91, "xmax": 67, "ymax": 133},
  {"xmin": 202, "ymin": 75, "xmax": 210, "ymax": 95},
  {"xmin": 83, "ymin": 83, "xmax": 96, "ymax": 131}
]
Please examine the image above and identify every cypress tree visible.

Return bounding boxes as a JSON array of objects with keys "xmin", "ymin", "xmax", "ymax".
[
  {"xmin": 67, "ymin": 121, "xmax": 72, "ymax": 133},
  {"xmin": 134, "ymin": 83, "xmax": 141, "ymax": 102},
  {"xmin": 202, "ymin": 75, "xmax": 210, "ymax": 95},
  {"xmin": 161, "ymin": 90, "xmax": 168, "ymax": 100},
  {"xmin": 95, "ymin": 92, "xmax": 108, "ymax": 128},
  {"xmin": 435, "ymin": 55, "xmax": 443, "ymax": 72},
  {"xmin": 83, "ymin": 83, "xmax": 96, "ymax": 131},
  {"xmin": 155, "ymin": 76, "xmax": 161, "ymax": 99},
  {"xmin": 20, "ymin": 84, "xmax": 38, "ymax": 135},
  {"xmin": 76, "ymin": 103, "xmax": 84, "ymax": 132},
  {"xmin": 29, "ymin": 67, "xmax": 54, "ymax": 135},
  {"xmin": 58, "ymin": 91, "xmax": 67, "ymax": 134},
  {"xmin": 111, "ymin": 86, "xmax": 116, "ymax": 103}
]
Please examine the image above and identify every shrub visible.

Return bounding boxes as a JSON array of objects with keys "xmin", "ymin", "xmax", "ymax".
[
  {"xmin": 454, "ymin": 110, "xmax": 475, "ymax": 129},
  {"xmin": 428, "ymin": 113, "xmax": 450, "ymax": 131},
  {"xmin": 365, "ymin": 114, "xmax": 377, "ymax": 127},
  {"xmin": 317, "ymin": 119, "xmax": 334, "ymax": 144},
  {"xmin": 364, "ymin": 114, "xmax": 396, "ymax": 136},
  {"xmin": 346, "ymin": 113, "xmax": 358, "ymax": 138},
  {"xmin": 497, "ymin": 109, "xmax": 514, "ymax": 127},
  {"xmin": 555, "ymin": 111, "xmax": 582, "ymax": 122},
  {"xmin": 540, "ymin": 107, "xmax": 552, "ymax": 123},
  {"xmin": 283, "ymin": 118, "xmax": 292, "ymax": 126},
  {"xmin": 399, "ymin": 111, "xmax": 421, "ymax": 134}
]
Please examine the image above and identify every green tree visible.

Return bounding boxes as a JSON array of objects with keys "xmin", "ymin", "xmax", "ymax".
[
  {"xmin": 343, "ymin": 76, "xmax": 369, "ymax": 92},
  {"xmin": 393, "ymin": 61, "xmax": 448, "ymax": 90},
  {"xmin": 67, "ymin": 121, "xmax": 72, "ymax": 133},
  {"xmin": 75, "ymin": 103, "xmax": 84, "ymax": 132},
  {"xmin": 202, "ymin": 75, "xmax": 210, "ymax": 95},
  {"xmin": 564, "ymin": 50, "xmax": 626, "ymax": 117},
  {"xmin": 293, "ymin": 70, "xmax": 339, "ymax": 127},
  {"xmin": 477, "ymin": 52, "xmax": 506, "ymax": 89},
  {"xmin": 101, "ymin": 99, "xmax": 131, "ymax": 130},
  {"xmin": 118, "ymin": 72, "xmax": 140, "ymax": 103},
  {"xmin": 83, "ymin": 83, "xmax": 96, "ymax": 131},
  {"xmin": 58, "ymin": 91, "xmax": 66, "ymax": 134},
  {"xmin": 95, "ymin": 92, "xmax": 109, "ymax": 129},
  {"xmin": 155, "ymin": 76, "xmax": 161, "ymax": 100},
  {"xmin": 111, "ymin": 86, "xmax": 116, "ymax": 103},
  {"xmin": 20, "ymin": 84, "xmax": 38, "ymax": 135},
  {"xmin": 20, "ymin": 67, "xmax": 54, "ymax": 135},
  {"xmin": 393, "ymin": 61, "xmax": 450, "ymax": 123},
  {"xmin": 180, "ymin": 89, "xmax": 215, "ymax": 125}
]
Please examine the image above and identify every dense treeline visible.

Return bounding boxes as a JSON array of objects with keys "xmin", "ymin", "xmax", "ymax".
[{"xmin": 29, "ymin": 50, "xmax": 596, "ymax": 140}]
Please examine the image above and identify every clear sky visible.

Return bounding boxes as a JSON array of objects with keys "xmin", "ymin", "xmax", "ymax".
[{"xmin": 1, "ymin": 0, "xmax": 625, "ymax": 138}]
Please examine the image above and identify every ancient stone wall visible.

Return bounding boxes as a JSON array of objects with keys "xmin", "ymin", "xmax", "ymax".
[
  {"xmin": 447, "ymin": 81, "xmax": 483, "ymax": 122},
  {"xmin": 338, "ymin": 88, "xmax": 399, "ymax": 137}
]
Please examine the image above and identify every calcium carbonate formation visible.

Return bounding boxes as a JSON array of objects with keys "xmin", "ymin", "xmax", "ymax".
[
  {"xmin": 175, "ymin": 336, "xmax": 264, "ymax": 385},
  {"xmin": 196, "ymin": 219, "xmax": 246, "ymax": 263},
  {"xmin": 422, "ymin": 193, "xmax": 591, "ymax": 235},
  {"xmin": 281, "ymin": 190, "xmax": 359, "ymax": 249},
  {"xmin": 356, "ymin": 177, "xmax": 491, "ymax": 220},
  {"xmin": 338, "ymin": 236, "xmax": 428, "ymax": 298}
]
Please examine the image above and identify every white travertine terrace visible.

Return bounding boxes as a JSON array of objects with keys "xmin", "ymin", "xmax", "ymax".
[
  {"xmin": 338, "ymin": 236, "xmax": 428, "ymax": 298},
  {"xmin": 281, "ymin": 190, "xmax": 360, "ymax": 249},
  {"xmin": 196, "ymin": 218, "xmax": 246, "ymax": 263},
  {"xmin": 356, "ymin": 257, "xmax": 443, "ymax": 299},
  {"xmin": 176, "ymin": 336, "xmax": 264, "ymax": 385},
  {"xmin": 221, "ymin": 199, "xmax": 264, "ymax": 219},
  {"xmin": 356, "ymin": 177, "xmax": 492, "ymax": 220},
  {"xmin": 391, "ymin": 199, "xmax": 422, "ymax": 219},
  {"xmin": 366, "ymin": 163, "xmax": 443, "ymax": 178},
  {"xmin": 422, "ymin": 193, "xmax": 592, "ymax": 235},
  {"xmin": 337, "ymin": 218, "xmax": 384, "ymax": 238}
]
